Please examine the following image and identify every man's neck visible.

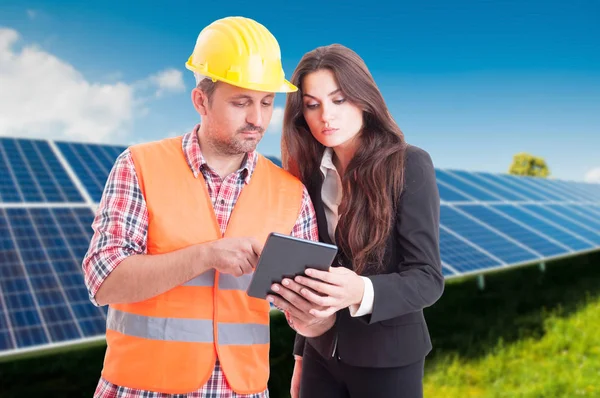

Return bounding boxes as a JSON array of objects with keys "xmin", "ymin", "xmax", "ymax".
[{"xmin": 196, "ymin": 131, "xmax": 247, "ymax": 178}]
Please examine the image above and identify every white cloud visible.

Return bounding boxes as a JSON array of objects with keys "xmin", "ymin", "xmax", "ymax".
[
  {"xmin": 148, "ymin": 69, "xmax": 185, "ymax": 97},
  {"xmin": 268, "ymin": 107, "xmax": 284, "ymax": 134},
  {"xmin": 0, "ymin": 28, "xmax": 187, "ymax": 143},
  {"xmin": 584, "ymin": 168, "xmax": 600, "ymax": 184}
]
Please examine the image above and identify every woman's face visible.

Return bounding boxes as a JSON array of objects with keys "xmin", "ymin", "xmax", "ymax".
[{"xmin": 301, "ymin": 69, "xmax": 363, "ymax": 151}]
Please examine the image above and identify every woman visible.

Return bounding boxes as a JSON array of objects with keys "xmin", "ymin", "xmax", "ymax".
[{"xmin": 266, "ymin": 44, "xmax": 444, "ymax": 398}]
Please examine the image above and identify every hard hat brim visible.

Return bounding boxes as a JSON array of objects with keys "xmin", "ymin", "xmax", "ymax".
[
  {"xmin": 280, "ymin": 79, "xmax": 299, "ymax": 93},
  {"xmin": 186, "ymin": 62, "xmax": 298, "ymax": 93}
]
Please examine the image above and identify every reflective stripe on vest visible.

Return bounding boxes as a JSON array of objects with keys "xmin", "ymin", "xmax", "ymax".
[
  {"xmin": 183, "ymin": 269, "xmax": 254, "ymax": 291},
  {"xmin": 107, "ymin": 308, "xmax": 269, "ymax": 345}
]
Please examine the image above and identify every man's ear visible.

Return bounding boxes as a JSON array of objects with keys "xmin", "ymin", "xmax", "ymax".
[{"xmin": 192, "ymin": 88, "xmax": 209, "ymax": 116}]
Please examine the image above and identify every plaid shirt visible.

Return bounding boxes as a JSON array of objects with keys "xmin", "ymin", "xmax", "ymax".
[{"xmin": 82, "ymin": 127, "xmax": 318, "ymax": 398}]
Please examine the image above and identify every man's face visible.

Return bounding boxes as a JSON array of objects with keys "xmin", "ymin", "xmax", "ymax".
[{"xmin": 198, "ymin": 82, "xmax": 275, "ymax": 155}]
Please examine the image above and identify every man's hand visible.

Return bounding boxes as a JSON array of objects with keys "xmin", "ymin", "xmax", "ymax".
[
  {"xmin": 206, "ymin": 237, "xmax": 263, "ymax": 276},
  {"xmin": 267, "ymin": 278, "xmax": 335, "ymax": 337},
  {"xmin": 290, "ymin": 357, "xmax": 302, "ymax": 398}
]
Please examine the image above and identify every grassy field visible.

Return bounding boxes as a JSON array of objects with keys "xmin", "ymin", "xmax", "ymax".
[
  {"xmin": 1, "ymin": 251, "xmax": 599, "ymax": 397},
  {"xmin": 423, "ymin": 252, "xmax": 600, "ymax": 397},
  {"xmin": 424, "ymin": 298, "xmax": 600, "ymax": 397}
]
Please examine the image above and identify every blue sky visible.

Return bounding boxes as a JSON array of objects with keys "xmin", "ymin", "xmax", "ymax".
[{"xmin": 0, "ymin": 0, "xmax": 598, "ymax": 182}]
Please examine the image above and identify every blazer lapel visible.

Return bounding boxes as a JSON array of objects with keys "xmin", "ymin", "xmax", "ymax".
[{"xmin": 306, "ymin": 170, "xmax": 334, "ymax": 245}]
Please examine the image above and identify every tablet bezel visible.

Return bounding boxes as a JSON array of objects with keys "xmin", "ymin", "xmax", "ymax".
[{"xmin": 246, "ymin": 232, "xmax": 338, "ymax": 299}]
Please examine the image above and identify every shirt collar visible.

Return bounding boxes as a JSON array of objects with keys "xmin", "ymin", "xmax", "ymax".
[
  {"xmin": 320, "ymin": 147, "xmax": 337, "ymax": 177},
  {"xmin": 182, "ymin": 124, "xmax": 257, "ymax": 184}
]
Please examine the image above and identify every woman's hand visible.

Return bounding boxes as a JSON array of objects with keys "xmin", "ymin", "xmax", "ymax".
[
  {"xmin": 267, "ymin": 278, "xmax": 336, "ymax": 337},
  {"xmin": 294, "ymin": 266, "xmax": 365, "ymax": 318}
]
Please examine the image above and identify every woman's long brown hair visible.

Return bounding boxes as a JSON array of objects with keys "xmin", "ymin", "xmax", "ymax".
[{"xmin": 281, "ymin": 44, "xmax": 407, "ymax": 274}]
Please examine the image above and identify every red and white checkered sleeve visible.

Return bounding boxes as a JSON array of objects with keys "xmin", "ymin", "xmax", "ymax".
[
  {"xmin": 81, "ymin": 149, "xmax": 149, "ymax": 307},
  {"xmin": 290, "ymin": 185, "xmax": 319, "ymax": 242}
]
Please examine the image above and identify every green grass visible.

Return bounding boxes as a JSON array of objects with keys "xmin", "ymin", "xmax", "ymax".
[
  {"xmin": 1, "ymin": 252, "xmax": 599, "ymax": 397},
  {"xmin": 424, "ymin": 294, "xmax": 600, "ymax": 397},
  {"xmin": 422, "ymin": 252, "xmax": 600, "ymax": 397}
]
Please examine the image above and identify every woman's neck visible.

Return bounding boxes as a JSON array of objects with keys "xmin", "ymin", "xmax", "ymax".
[{"xmin": 332, "ymin": 138, "xmax": 359, "ymax": 177}]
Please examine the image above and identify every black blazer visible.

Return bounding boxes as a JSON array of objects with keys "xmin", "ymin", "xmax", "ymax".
[{"xmin": 293, "ymin": 144, "xmax": 444, "ymax": 368}]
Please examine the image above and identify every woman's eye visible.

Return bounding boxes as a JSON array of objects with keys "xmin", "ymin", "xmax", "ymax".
[{"xmin": 333, "ymin": 98, "xmax": 346, "ymax": 105}]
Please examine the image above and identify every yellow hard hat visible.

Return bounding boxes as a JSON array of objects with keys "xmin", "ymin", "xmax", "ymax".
[{"xmin": 186, "ymin": 16, "xmax": 297, "ymax": 93}]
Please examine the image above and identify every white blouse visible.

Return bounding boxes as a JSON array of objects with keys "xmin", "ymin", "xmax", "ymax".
[{"xmin": 319, "ymin": 147, "xmax": 374, "ymax": 317}]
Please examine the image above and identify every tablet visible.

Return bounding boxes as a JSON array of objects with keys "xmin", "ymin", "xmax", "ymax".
[{"xmin": 246, "ymin": 232, "xmax": 338, "ymax": 299}]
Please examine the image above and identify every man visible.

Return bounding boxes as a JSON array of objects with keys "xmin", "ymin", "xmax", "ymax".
[{"xmin": 82, "ymin": 16, "xmax": 318, "ymax": 397}]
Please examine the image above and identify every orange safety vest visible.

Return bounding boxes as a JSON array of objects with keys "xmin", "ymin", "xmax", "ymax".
[{"xmin": 101, "ymin": 136, "xmax": 304, "ymax": 394}]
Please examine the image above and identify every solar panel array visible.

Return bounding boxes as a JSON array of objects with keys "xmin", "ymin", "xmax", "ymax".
[
  {"xmin": 0, "ymin": 137, "xmax": 125, "ymax": 358},
  {"xmin": 1, "ymin": 136, "xmax": 599, "ymax": 358},
  {"xmin": 437, "ymin": 169, "xmax": 600, "ymax": 277}
]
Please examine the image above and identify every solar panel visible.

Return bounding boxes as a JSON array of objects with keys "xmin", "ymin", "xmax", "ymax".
[
  {"xmin": 481, "ymin": 172, "xmax": 550, "ymax": 201},
  {"xmin": 436, "ymin": 170, "xmax": 503, "ymax": 202},
  {"xmin": 1, "ymin": 137, "xmax": 599, "ymax": 358},
  {"xmin": 456, "ymin": 205, "xmax": 567, "ymax": 257},
  {"xmin": 438, "ymin": 170, "xmax": 600, "ymax": 277},
  {"xmin": 519, "ymin": 177, "xmax": 568, "ymax": 201},
  {"xmin": 441, "ymin": 206, "xmax": 538, "ymax": 264},
  {"xmin": 587, "ymin": 205, "xmax": 600, "ymax": 217},
  {"xmin": 439, "ymin": 227, "xmax": 503, "ymax": 273},
  {"xmin": 584, "ymin": 206, "xmax": 599, "ymax": 220},
  {"xmin": 0, "ymin": 138, "xmax": 84, "ymax": 203},
  {"xmin": 0, "ymin": 207, "xmax": 106, "ymax": 355},
  {"xmin": 437, "ymin": 180, "xmax": 473, "ymax": 202},
  {"xmin": 447, "ymin": 170, "xmax": 527, "ymax": 201},
  {"xmin": 521, "ymin": 205, "xmax": 600, "ymax": 245},
  {"xmin": 56, "ymin": 142, "xmax": 126, "ymax": 203}
]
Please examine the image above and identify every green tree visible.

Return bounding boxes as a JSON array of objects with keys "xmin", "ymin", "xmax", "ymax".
[{"xmin": 509, "ymin": 152, "xmax": 550, "ymax": 178}]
